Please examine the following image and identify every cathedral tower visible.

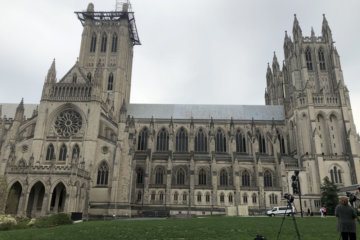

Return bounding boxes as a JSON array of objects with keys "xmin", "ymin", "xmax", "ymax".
[
  {"xmin": 266, "ymin": 15, "xmax": 360, "ymax": 195},
  {"xmin": 76, "ymin": 3, "xmax": 141, "ymax": 117}
]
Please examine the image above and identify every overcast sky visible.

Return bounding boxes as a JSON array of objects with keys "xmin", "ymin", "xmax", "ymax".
[{"xmin": 1, "ymin": 0, "xmax": 359, "ymax": 131}]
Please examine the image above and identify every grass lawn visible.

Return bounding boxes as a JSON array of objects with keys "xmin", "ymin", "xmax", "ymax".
[{"xmin": 0, "ymin": 216, "xmax": 350, "ymax": 240}]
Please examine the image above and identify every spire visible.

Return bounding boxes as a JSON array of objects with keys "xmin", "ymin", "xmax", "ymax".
[
  {"xmin": 266, "ymin": 63, "xmax": 273, "ymax": 86},
  {"xmin": 15, "ymin": 98, "xmax": 24, "ymax": 122},
  {"xmin": 46, "ymin": 59, "xmax": 56, "ymax": 83},
  {"xmin": 292, "ymin": 14, "xmax": 302, "ymax": 42},
  {"xmin": 272, "ymin": 52, "xmax": 280, "ymax": 71},
  {"xmin": 322, "ymin": 14, "xmax": 333, "ymax": 43},
  {"xmin": 311, "ymin": 27, "xmax": 315, "ymax": 37}
]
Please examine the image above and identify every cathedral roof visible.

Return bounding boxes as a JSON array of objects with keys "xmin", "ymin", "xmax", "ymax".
[
  {"xmin": 0, "ymin": 103, "xmax": 38, "ymax": 119},
  {"xmin": 1, "ymin": 103, "xmax": 285, "ymax": 121},
  {"xmin": 127, "ymin": 104, "xmax": 284, "ymax": 121}
]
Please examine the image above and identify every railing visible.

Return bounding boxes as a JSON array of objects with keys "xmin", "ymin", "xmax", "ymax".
[
  {"xmin": 6, "ymin": 164, "xmax": 90, "ymax": 179},
  {"xmin": 313, "ymin": 93, "xmax": 339, "ymax": 106},
  {"xmin": 47, "ymin": 84, "xmax": 93, "ymax": 101}
]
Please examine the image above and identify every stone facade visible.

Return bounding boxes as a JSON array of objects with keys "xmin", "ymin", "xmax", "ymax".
[{"xmin": 0, "ymin": 4, "xmax": 359, "ymax": 218}]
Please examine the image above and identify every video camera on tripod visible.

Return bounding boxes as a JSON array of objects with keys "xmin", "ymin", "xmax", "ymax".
[
  {"xmin": 346, "ymin": 191, "xmax": 359, "ymax": 207},
  {"xmin": 283, "ymin": 193, "xmax": 295, "ymax": 203}
]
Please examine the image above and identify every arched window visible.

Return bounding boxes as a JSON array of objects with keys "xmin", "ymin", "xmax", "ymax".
[
  {"xmin": 177, "ymin": 168, "xmax": 185, "ymax": 185},
  {"xmin": 206, "ymin": 193, "xmax": 210, "ymax": 203},
  {"xmin": 220, "ymin": 169, "xmax": 228, "ymax": 186},
  {"xmin": 305, "ymin": 48, "xmax": 313, "ymax": 70},
  {"xmin": 318, "ymin": 48, "xmax": 326, "ymax": 70},
  {"xmin": 156, "ymin": 128, "xmax": 169, "ymax": 151},
  {"xmin": 90, "ymin": 33, "xmax": 97, "ymax": 52},
  {"xmin": 72, "ymin": 73, "xmax": 77, "ymax": 83},
  {"xmin": 269, "ymin": 194, "xmax": 278, "ymax": 204},
  {"xmin": 264, "ymin": 170, "xmax": 273, "ymax": 187},
  {"xmin": 198, "ymin": 169, "xmax": 207, "ymax": 185},
  {"xmin": 243, "ymin": 193, "xmax": 248, "ymax": 204},
  {"xmin": 155, "ymin": 167, "xmax": 164, "ymax": 185},
  {"xmin": 277, "ymin": 130, "xmax": 286, "ymax": 154},
  {"xmin": 252, "ymin": 193, "xmax": 257, "ymax": 204},
  {"xmin": 107, "ymin": 73, "xmax": 114, "ymax": 91},
  {"xmin": 151, "ymin": 191, "xmax": 156, "ymax": 201},
  {"xmin": 236, "ymin": 130, "xmax": 246, "ymax": 153},
  {"xmin": 215, "ymin": 129, "xmax": 226, "ymax": 153},
  {"xmin": 330, "ymin": 166, "xmax": 342, "ymax": 184},
  {"xmin": 176, "ymin": 127, "xmax": 188, "ymax": 152},
  {"xmin": 242, "ymin": 170, "xmax": 250, "ymax": 187},
  {"xmin": 101, "ymin": 33, "xmax": 107, "ymax": 52},
  {"xmin": 182, "ymin": 192, "xmax": 187, "ymax": 201},
  {"xmin": 111, "ymin": 33, "xmax": 118, "ymax": 52},
  {"xmin": 58, "ymin": 144, "xmax": 67, "ymax": 161},
  {"xmin": 195, "ymin": 128, "xmax": 207, "ymax": 152},
  {"xmin": 257, "ymin": 131, "xmax": 266, "ymax": 154},
  {"xmin": 137, "ymin": 128, "xmax": 148, "ymax": 151},
  {"xmin": 220, "ymin": 193, "xmax": 225, "ymax": 203},
  {"xmin": 87, "ymin": 72, "xmax": 92, "ymax": 82},
  {"xmin": 136, "ymin": 168, "xmax": 144, "ymax": 184},
  {"xmin": 97, "ymin": 161, "xmax": 109, "ymax": 185},
  {"xmin": 72, "ymin": 144, "xmax": 80, "ymax": 160},
  {"xmin": 159, "ymin": 192, "xmax": 164, "ymax": 203},
  {"xmin": 197, "ymin": 192, "xmax": 202, "ymax": 202},
  {"xmin": 228, "ymin": 193, "xmax": 233, "ymax": 203},
  {"xmin": 46, "ymin": 144, "xmax": 55, "ymax": 160},
  {"xmin": 338, "ymin": 169, "xmax": 342, "ymax": 183},
  {"xmin": 174, "ymin": 192, "xmax": 179, "ymax": 201}
]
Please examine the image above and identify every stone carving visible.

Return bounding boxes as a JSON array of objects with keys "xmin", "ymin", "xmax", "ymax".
[{"xmin": 54, "ymin": 110, "xmax": 82, "ymax": 137}]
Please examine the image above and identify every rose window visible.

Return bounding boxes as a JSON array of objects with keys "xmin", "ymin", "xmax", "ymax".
[{"xmin": 54, "ymin": 110, "xmax": 82, "ymax": 137}]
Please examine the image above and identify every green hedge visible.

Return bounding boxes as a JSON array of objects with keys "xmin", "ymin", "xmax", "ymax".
[{"xmin": 33, "ymin": 213, "xmax": 72, "ymax": 228}]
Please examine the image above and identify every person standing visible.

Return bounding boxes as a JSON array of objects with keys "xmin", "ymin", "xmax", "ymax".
[
  {"xmin": 320, "ymin": 207, "xmax": 324, "ymax": 217},
  {"xmin": 335, "ymin": 197, "xmax": 357, "ymax": 240}
]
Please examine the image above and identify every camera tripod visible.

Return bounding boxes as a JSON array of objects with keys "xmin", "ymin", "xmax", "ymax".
[{"xmin": 276, "ymin": 200, "xmax": 301, "ymax": 240}]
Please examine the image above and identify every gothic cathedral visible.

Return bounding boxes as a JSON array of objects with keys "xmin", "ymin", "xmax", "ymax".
[{"xmin": 0, "ymin": 3, "xmax": 359, "ymax": 218}]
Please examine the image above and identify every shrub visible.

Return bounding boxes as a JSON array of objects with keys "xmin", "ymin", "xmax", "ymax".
[
  {"xmin": 0, "ymin": 215, "xmax": 17, "ymax": 231},
  {"xmin": 33, "ymin": 213, "xmax": 72, "ymax": 228}
]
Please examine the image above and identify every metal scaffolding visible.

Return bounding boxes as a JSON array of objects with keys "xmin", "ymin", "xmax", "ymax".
[{"xmin": 75, "ymin": 3, "xmax": 140, "ymax": 46}]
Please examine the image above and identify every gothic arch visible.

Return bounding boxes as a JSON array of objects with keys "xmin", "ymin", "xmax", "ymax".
[
  {"xmin": 328, "ymin": 164, "xmax": 344, "ymax": 184},
  {"xmin": 194, "ymin": 127, "xmax": 208, "ymax": 152},
  {"xmin": 47, "ymin": 103, "xmax": 86, "ymax": 137},
  {"xmin": 256, "ymin": 128, "xmax": 266, "ymax": 154},
  {"xmin": 154, "ymin": 165, "xmax": 165, "ymax": 185},
  {"xmin": 305, "ymin": 47, "xmax": 313, "ymax": 70},
  {"xmin": 215, "ymin": 128, "xmax": 227, "ymax": 153},
  {"xmin": 235, "ymin": 128, "xmax": 247, "ymax": 153},
  {"xmin": 50, "ymin": 182, "xmax": 67, "ymax": 213},
  {"xmin": 26, "ymin": 181, "xmax": 46, "ymax": 217},
  {"xmin": 156, "ymin": 127, "xmax": 169, "ymax": 151},
  {"xmin": 137, "ymin": 127, "xmax": 149, "ymax": 151},
  {"xmin": 219, "ymin": 168, "xmax": 229, "ymax": 186},
  {"xmin": 96, "ymin": 160, "xmax": 110, "ymax": 186},
  {"xmin": 5, "ymin": 181, "xmax": 22, "ymax": 215},
  {"xmin": 175, "ymin": 126, "xmax": 188, "ymax": 152}
]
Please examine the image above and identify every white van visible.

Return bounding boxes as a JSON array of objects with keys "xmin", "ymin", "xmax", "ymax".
[{"xmin": 266, "ymin": 206, "xmax": 296, "ymax": 216}]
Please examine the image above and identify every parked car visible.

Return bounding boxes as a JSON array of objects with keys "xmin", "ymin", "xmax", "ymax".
[{"xmin": 266, "ymin": 206, "xmax": 296, "ymax": 216}]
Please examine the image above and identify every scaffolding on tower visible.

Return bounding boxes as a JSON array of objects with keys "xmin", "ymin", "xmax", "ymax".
[{"xmin": 75, "ymin": 0, "xmax": 140, "ymax": 46}]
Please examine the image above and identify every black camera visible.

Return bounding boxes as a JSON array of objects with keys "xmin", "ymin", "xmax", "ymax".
[
  {"xmin": 284, "ymin": 193, "xmax": 294, "ymax": 203},
  {"xmin": 346, "ymin": 192, "xmax": 357, "ymax": 205}
]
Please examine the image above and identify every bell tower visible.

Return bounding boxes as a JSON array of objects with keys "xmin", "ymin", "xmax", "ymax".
[
  {"xmin": 266, "ymin": 15, "xmax": 360, "ymax": 192},
  {"xmin": 75, "ymin": 2, "xmax": 140, "ymax": 117}
]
